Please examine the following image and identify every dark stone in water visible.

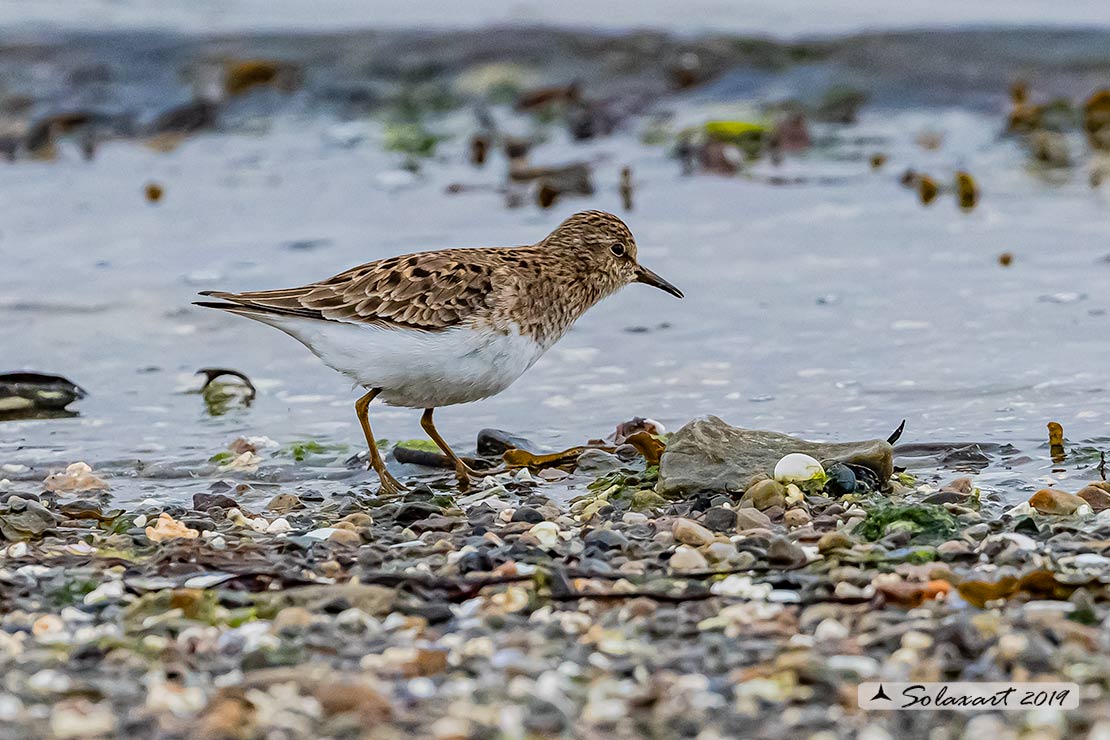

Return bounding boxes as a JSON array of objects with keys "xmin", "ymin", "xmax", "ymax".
[
  {"xmin": 844, "ymin": 463, "xmax": 881, "ymax": 493},
  {"xmin": 193, "ymin": 493, "xmax": 238, "ymax": 512},
  {"xmin": 0, "ymin": 491, "xmax": 39, "ymax": 504},
  {"xmin": 476, "ymin": 428, "xmax": 537, "ymax": 456},
  {"xmin": 0, "ymin": 371, "xmax": 86, "ymax": 419},
  {"xmin": 823, "ymin": 462, "xmax": 857, "ymax": 496},
  {"xmin": 148, "ymin": 99, "xmax": 218, "ymax": 135},
  {"xmin": 922, "ymin": 490, "xmax": 968, "ymax": 505}
]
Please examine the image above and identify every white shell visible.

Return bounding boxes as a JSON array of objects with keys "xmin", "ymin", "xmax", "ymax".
[
  {"xmin": 528, "ymin": 521, "xmax": 560, "ymax": 548},
  {"xmin": 773, "ymin": 453, "xmax": 825, "ymax": 484}
]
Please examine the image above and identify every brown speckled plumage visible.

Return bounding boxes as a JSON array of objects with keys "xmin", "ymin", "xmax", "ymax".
[{"xmin": 199, "ymin": 210, "xmax": 658, "ymax": 346}]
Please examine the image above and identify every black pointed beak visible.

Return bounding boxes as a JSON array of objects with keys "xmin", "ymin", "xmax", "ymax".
[{"xmin": 634, "ymin": 265, "xmax": 683, "ymax": 299}]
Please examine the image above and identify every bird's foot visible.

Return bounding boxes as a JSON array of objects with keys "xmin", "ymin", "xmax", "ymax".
[{"xmin": 369, "ymin": 463, "xmax": 408, "ymax": 497}]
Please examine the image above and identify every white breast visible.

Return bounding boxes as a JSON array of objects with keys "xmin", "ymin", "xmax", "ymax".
[{"xmin": 251, "ymin": 314, "xmax": 547, "ymax": 408}]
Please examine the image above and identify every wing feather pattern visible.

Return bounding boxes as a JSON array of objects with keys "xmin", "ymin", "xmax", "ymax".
[{"xmin": 197, "ymin": 249, "xmax": 499, "ymax": 332}]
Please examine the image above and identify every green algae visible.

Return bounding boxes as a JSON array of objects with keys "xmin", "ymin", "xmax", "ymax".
[{"xmin": 856, "ymin": 502, "xmax": 959, "ymax": 543}]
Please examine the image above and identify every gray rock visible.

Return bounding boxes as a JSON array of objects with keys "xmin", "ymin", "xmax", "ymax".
[
  {"xmin": 672, "ymin": 517, "xmax": 715, "ymax": 546},
  {"xmin": 574, "ymin": 448, "xmax": 625, "ymax": 475},
  {"xmin": 583, "ymin": 528, "xmax": 628, "ymax": 550},
  {"xmin": 733, "ymin": 507, "xmax": 772, "ymax": 531},
  {"xmin": 739, "ymin": 480, "xmax": 786, "ymax": 511},
  {"xmin": 657, "ymin": 416, "xmax": 894, "ymax": 495},
  {"xmin": 703, "ymin": 506, "xmax": 737, "ymax": 532}
]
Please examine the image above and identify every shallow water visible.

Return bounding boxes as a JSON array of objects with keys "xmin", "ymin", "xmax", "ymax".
[
  {"xmin": 2, "ymin": 28, "xmax": 1109, "ymax": 502},
  {"xmin": 4, "ymin": 0, "xmax": 1110, "ymax": 36}
]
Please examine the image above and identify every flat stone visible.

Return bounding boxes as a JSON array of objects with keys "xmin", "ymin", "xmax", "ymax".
[
  {"xmin": 574, "ymin": 448, "xmax": 625, "ymax": 475},
  {"xmin": 766, "ymin": 537, "xmax": 807, "ymax": 567},
  {"xmin": 672, "ymin": 517, "xmax": 715, "ymax": 546},
  {"xmin": 328, "ymin": 529, "xmax": 363, "ymax": 547},
  {"xmin": 937, "ymin": 539, "xmax": 973, "ymax": 558},
  {"xmin": 583, "ymin": 528, "xmax": 628, "ymax": 550},
  {"xmin": 783, "ymin": 509, "xmax": 811, "ymax": 528},
  {"xmin": 510, "ymin": 507, "xmax": 545, "ymax": 524},
  {"xmin": 669, "ymin": 545, "xmax": 708, "ymax": 571},
  {"xmin": 266, "ymin": 493, "xmax": 303, "ymax": 513},
  {"xmin": 922, "ymin": 490, "xmax": 968, "ymax": 505},
  {"xmin": 740, "ymin": 479, "xmax": 786, "ymax": 511},
  {"xmin": 734, "ymin": 507, "xmax": 772, "ymax": 531},
  {"xmin": 277, "ymin": 583, "xmax": 395, "ymax": 616},
  {"xmin": 703, "ymin": 506, "xmax": 737, "ymax": 532},
  {"xmin": 817, "ymin": 531, "xmax": 853, "ymax": 552},
  {"xmin": 192, "ymin": 492, "xmax": 238, "ymax": 512},
  {"xmin": 658, "ymin": 416, "xmax": 893, "ymax": 495},
  {"xmin": 705, "ymin": 541, "xmax": 737, "ymax": 562},
  {"xmin": 1028, "ymin": 488, "xmax": 1085, "ymax": 515},
  {"xmin": 1077, "ymin": 485, "xmax": 1110, "ymax": 512}
]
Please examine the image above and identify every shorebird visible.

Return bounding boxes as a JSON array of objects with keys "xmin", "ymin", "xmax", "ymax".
[{"xmin": 195, "ymin": 210, "xmax": 682, "ymax": 493}]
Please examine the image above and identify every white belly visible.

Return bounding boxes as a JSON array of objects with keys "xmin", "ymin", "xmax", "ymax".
[{"xmin": 254, "ymin": 315, "xmax": 546, "ymax": 408}]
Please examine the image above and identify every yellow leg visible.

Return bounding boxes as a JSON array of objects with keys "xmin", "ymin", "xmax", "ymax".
[
  {"xmin": 420, "ymin": 408, "xmax": 492, "ymax": 491},
  {"xmin": 355, "ymin": 389, "xmax": 406, "ymax": 495}
]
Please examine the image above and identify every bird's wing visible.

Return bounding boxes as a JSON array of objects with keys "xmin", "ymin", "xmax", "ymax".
[{"xmin": 196, "ymin": 249, "xmax": 499, "ymax": 332}]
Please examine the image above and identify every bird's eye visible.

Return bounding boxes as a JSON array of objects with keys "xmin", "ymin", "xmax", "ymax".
[{"xmin": 610, "ymin": 243, "xmax": 626, "ymax": 257}]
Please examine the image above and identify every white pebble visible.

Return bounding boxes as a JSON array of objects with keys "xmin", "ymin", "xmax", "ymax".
[
  {"xmin": 527, "ymin": 521, "xmax": 560, "ymax": 548},
  {"xmin": 773, "ymin": 453, "xmax": 825, "ymax": 485}
]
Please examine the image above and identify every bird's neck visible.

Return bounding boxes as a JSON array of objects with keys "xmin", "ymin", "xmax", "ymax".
[{"xmin": 501, "ymin": 253, "xmax": 619, "ymax": 347}]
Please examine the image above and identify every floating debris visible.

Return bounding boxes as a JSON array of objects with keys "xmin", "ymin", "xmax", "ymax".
[
  {"xmin": 916, "ymin": 130, "xmax": 944, "ymax": 150},
  {"xmin": 383, "ymin": 122, "xmax": 442, "ymax": 157},
  {"xmin": 515, "ymin": 81, "xmax": 580, "ymax": 112},
  {"xmin": 195, "ymin": 368, "xmax": 256, "ymax": 416},
  {"xmin": 917, "ymin": 174, "xmax": 939, "ymax": 205},
  {"xmin": 0, "ymin": 371, "xmax": 86, "ymax": 420},
  {"xmin": 469, "ymin": 133, "xmax": 489, "ymax": 166},
  {"xmin": 703, "ymin": 120, "xmax": 766, "ymax": 158},
  {"xmin": 1048, "ymin": 421, "xmax": 1066, "ymax": 462},
  {"xmin": 144, "ymin": 182, "xmax": 164, "ymax": 203},
  {"xmin": 147, "ymin": 99, "xmax": 218, "ymax": 136},
  {"xmin": 1083, "ymin": 89, "xmax": 1110, "ymax": 151},
  {"xmin": 619, "ymin": 166, "xmax": 634, "ymax": 210},
  {"xmin": 955, "ymin": 170, "xmax": 978, "ymax": 210},
  {"xmin": 768, "ymin": 112, "xmax": 810, "ymax": 158},
  {"xmin": 812, "ymin": 86, "xmax": 867, "ymax": 124},
  {"xmin": 224, "ymin": 59, "xmax": 301, "ymax": 97}
]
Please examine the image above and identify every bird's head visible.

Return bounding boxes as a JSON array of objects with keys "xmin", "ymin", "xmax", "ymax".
[{"xmin": 543, "ymin": 210, "xmax": 683, "ymax": 298}]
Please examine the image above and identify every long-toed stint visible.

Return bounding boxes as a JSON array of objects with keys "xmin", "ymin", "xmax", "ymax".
[{"xmin": 195, "ymin": 210, "xmax": 682, "ymax": 494}]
